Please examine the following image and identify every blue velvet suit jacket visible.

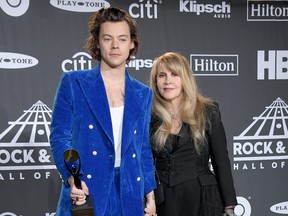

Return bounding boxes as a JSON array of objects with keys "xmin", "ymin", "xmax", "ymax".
[{"xmin": 50, "ymin": 64, "xmax": 156, "ymax": 216}]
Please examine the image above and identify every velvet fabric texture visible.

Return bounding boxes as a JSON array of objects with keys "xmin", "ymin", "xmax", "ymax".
[{"xmin": 50, "ymin": 64, "xmax": 156, "ymax": 216}]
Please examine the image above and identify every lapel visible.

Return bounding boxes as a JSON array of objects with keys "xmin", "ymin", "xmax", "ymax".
[
  {"xmin": 121, "ymin": 71, "xmax": 143, "ymax": 156},
  {"xmin": 173, "ymin": 124, "xmax": 191, "ymax": 152},
  {"xmin": 77, "ymin": 65, "xmax": 114, "ymax": 145},
  {"xmin": 76, "ymin": 66, "xmax": 144, "ymax": 155}
]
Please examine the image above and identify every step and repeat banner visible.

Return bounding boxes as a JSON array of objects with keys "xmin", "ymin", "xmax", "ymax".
[{"xmin": 1, "ymin": 0, "xmax": 288, "ymax": 215}]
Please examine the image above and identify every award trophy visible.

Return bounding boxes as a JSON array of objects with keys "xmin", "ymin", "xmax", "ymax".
[{"xmin": 64, "ymin": 149, "xmax": 95, "ymax": 216}]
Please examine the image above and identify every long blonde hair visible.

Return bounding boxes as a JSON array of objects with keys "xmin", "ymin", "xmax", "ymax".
[{"xmin": 149, "ymin": 52, "xmax": 214, "ymax": 153}]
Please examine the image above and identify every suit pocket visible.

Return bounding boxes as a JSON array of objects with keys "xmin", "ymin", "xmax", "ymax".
[{"xmin": 198, "ymin": 174, "xmax": 218, "ymax": 186}]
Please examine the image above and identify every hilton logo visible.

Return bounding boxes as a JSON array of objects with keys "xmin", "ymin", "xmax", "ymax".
[
  {"xmin": 247, "ymin": 0, "xmax": 288, "ymax": 21},
  {"xmin": 190, "ymin": 54, "xmax": 238, "ymax": 76}
]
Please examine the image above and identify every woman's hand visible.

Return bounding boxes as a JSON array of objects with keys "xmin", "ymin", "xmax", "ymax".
[
  {"xmin": 224, "ymin": 205, "xmax": 236, "ymax": 216},
  {"xmin": 68, "ymin": 176, "xmax": 89, "ymax": 205},
  {"xmin": 144, "ymin": 191, "xmax": 157, "ymax": 216}
]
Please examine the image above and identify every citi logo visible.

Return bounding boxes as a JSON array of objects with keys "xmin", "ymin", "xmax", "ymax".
[
  {"xmin": 0, "ymin": 0, "xmax": 29, "ymax": 17},
  {"xmin": 62, "ymin": 52, "xmax": 94, "ymax": 72},
  {"xmin": 247, "ymin": 0, "xmax": 288, "ymax": 21},
  {"xmin": 190, "ymin": 54, "xmax": 238, "ymax": 76},
  {"xmin": 0, "ymin": 52, "xmax": 38, "ymax": 69},
  {"xmin": 129, "ymin": 0, "xmax": 160, "ymax": 19},
  {"xmin": 50, "ymin": 0, "xmax": 110, "ymax": 12},
  {"xmin": 180, "ymin": 0, "xmax": 231, "ymax": 18},
  {"xmin": 233, "ymin": 98, "xmax": 288, "ymax": 171},
  {"xmin": 270, "ymin": 201, "xmax": 288, "ymax": 214},
  {"xmin": 126, "ymin": 58, "xmax": 154, "ymax": 70},
  {"xmin": 257, "ymin": 50, "xmax": 288, "ymax": 80}
]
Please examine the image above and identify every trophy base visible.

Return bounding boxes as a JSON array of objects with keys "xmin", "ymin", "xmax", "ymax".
[{"xmin": 72, "ymin": 195, "xmax": 95, "ymax": 216}]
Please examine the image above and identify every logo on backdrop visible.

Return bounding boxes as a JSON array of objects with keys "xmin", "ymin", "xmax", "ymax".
[
  {"xmin": 0, "ymin": 212, "xmax": 55, "ymax": 216},
  {"xmin": 257, "ymin": 50, "xmax": 288, "ymax": 80},
  {"xmin": 50, "ymin": 0, "xmax": 110, "ymax": 12},
  {"xmin": 270, "ymin": 201, "xmax": 288, "ymax": 214},
  {"xmin": 190, "ymin": 54, "xmax": 238, "ymax": 76},
  {"xmin": 128, "ymin": 0, "xmax": 161, "ymax": 19},
  {"xmin": 0, "ymin": 0, "xmax": 29, "ymax": 17},
  {"xmin": 126, "ymin": 58, "xmax": 154, "ymax": 70},
  {"xmin": 62, "ymin": 52, "xmax": 95, "ymax": 72},
  {"xmin": 0, "ymin": 212, "xmax": 17, "ymax": 216},
  {"xmin": 0, "ymin": 52, "xmax": 38, "ymax": 69},
  {"xmin": 235, "ymin": 196, "xmax": 252, "ymax": 216},
  {"xmin": 247, "ymin": 0, "xmax": 288, "ymax": 21},
  {"xmin": 233, "ymin": 97, "xmax": 288, "ymax": 170},
  {"xmin": 0, "ymin": 101, "xmax": 56, "ymax": 181},
  {"xmin": 179, "ymin": 0, "xmax": 231, "ymax": 18}
]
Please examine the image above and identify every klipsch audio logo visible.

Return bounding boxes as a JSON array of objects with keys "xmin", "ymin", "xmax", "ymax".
[
  {"xmin": 0, "ymin": 52, "xmax": 38, "ymax": 69},
  {"xmin": 257, "ymin": 50, "xmax": 288, "ymax": 80},
  {"xmin": 62, "ymin": 52, "xmax": 94, "ymax": 72},
  {"xmin": 0, "ymin": 0, "xmax": 29, "ymax": 17},
  {"xmin": 0, "ymin": 101, "xmax": 56, "ymax": 181},
  {"xmin": 50, "ymin": 0, "xmax": 110, "ymax": 12},
  {"xmin": 247, "ymin": 0, "xmax": 288, "ymax": 21},
  {"xmin": 129, "ymin": 0, "xmax": 160, "ymax": 19},
  {"xmin": 180, "ymin": 0, "xmax": 231, "ymax": 18},
  {"xmin": 126, "ymin": 58, "xmax": 154, "ymax": 70},
  {"xmin": 233, "ymin": 98, "xmax": 288, "ymax": 170},
  {"xmin": 190, "ymin": 54, "xmax": 238, "ymax": 76}
]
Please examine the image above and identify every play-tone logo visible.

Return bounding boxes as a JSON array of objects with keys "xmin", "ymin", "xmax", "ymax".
[
  {"xmin": 190, "ymin": 54, "xmax": 238, "ymax": 76},
  {"xmin": 0, "ymin": 52, "xmax": 38, "ymax": 69},
  {"xmin": 257, "ymin": 50, "xmax": 288, "ymax": 80},
  {"xmin": 62, "ymin": 52, "xmax": 94, "ymax": 72},
  {"xmin": 270, "ymin": 201, "xmax": 288, "ymax": 214},
  {"xmin": 50, "ymin": 0, "xmax": 110, "ymax": 12},
  {"xmin": 247, "ymin": 0, "xmax": 288, "ymax": 21},
  {"xmin": 0, "ymin": 212, "xmax": 17, "ymax": 216},
  {"xmin": 179, "ymin": 0, "xmax": 231, "ymax": 18},
  {"xmin": 129, "ymin": 0, "xmax": 160, "ymax": 19},
  {"xmin": 0, "ymin": 101, "xmax": 56, "ymax": 181},
  {"xmin": 0, "ymin": 0, "xmax": 29, "ymax": 17},
  {"xmin": 233, "ymin": 97, "xmax": 288, "ymax": 170}
]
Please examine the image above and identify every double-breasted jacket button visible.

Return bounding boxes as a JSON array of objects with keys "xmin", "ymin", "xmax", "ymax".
[
  {"xmin": 136, "ymin": 177, "xmax": 141, "ymax": 182},
  {"xmin": 134, "ymin": 130, "xmax": 137, "ymax": 134},
  {"xmin": 132, "ymin": 153, "xmax": 136, "ymax": 158},
  {"xmin": 92, "ymin": 151, "xmax": 97, "ymax": 156},
  {"xmin": 87, "ymin": 174, "xmax": 92, "ymax": 179},
  {"xmin": 88, "ymin": 124, "xmax": 94, "ymax": 129}
]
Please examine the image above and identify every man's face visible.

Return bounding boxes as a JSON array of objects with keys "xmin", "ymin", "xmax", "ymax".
[{"xmin": 98, "ymin": 21, "xmax": 134, "ymax": 69}]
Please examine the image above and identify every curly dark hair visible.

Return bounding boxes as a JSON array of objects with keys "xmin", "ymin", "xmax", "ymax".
[{"xmin": 85, "ymin": 7, "xmax": 139, "ymax": 62}]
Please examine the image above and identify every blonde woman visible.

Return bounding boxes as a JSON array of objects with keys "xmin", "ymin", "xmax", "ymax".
[{"xmin": 149, "ymin": 52, "xmax": 237, "ymax": 216}]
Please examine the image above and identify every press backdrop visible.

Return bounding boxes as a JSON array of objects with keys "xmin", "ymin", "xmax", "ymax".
[{"xmin": 1, "ymin": 0, "xmax": 288, "ymax": 215}]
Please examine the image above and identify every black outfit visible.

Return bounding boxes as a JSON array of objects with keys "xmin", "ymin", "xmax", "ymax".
[{"xmin": 150, "ymin": 104, "xmax": 237, "ymax": 216}]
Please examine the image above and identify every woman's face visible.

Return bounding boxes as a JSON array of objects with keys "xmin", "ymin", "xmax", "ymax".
[{"xmin": 156, "ymin": 64, "xmax": 183, "ymax": 104}]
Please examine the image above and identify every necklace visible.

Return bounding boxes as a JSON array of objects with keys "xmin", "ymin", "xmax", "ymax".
[
  {"xmin": 170, "ymin": 113, "xmax": 182, "ymax": 128},
  {"xmin": 109, "ymin": 88, "xmax": 125, "ymax": 107}
]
